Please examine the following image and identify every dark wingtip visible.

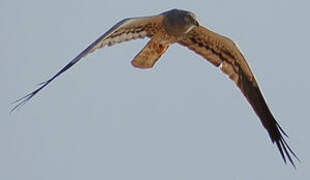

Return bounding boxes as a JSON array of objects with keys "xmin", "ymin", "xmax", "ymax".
[
  {"xmin": 10, "ymin": 93, "xmax": 34, "ymax": 113},
  {"xmin": 11, "ymin": 90, "xmax": 39, "ymax": 113},
  {"xmin": 10, "ymin": 81, "xmax": 48, "ymax": 113},
  {"xmin": 273, "ymin": 124, "xmax": 300, "ymax": 169}
]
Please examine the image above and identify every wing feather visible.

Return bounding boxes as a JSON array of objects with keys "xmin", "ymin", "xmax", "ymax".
[
  {"xmin": 178, "ymin": 26, "xmax": 299, "ymax": 167},
  {"xmin": 12, "ymin": 15, "xmax": 164, "ymax": 111}
]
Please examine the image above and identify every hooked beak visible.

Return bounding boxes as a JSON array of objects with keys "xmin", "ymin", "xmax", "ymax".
[{"xmin": 194, "ymin": 20, "xmax": 200, "ymax": 27}]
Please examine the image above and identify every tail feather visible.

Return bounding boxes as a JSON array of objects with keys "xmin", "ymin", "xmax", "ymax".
[{"xmin": 131, "ymin": 31, "xmax": 171, "ymax": 69}]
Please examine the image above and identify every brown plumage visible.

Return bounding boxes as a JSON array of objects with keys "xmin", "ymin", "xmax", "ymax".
[
  {"xmin": 13, "ymin": 9, "xmax": 299, "ymax": 167},
  {"xmin": 179, "ymin": 26, "xmax": 299, "ymax": 166}
]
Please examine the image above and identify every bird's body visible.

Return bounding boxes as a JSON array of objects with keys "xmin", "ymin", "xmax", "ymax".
[{"xmin": 13, "ymin": 9, "xmax": 299, "ymax": 167}]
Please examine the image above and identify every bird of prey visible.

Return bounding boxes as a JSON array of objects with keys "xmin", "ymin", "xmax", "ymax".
[{"xmin": 13, "ymin": 9, "xmax": 299, "ymax": 167}]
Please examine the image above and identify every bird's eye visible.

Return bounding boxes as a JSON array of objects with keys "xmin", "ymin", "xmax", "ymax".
[{"xmin": 184, "ymin": 15, "xmax": 190, "ymax": 23}]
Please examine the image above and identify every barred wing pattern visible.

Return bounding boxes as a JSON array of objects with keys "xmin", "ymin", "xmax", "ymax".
[
  {"xmin": 12, "ymin": 15, "xmax": 165, "ymax": 111},
  {"xmin": 178, "ymin": 26, "xmax": 299, "ymax": 167}
]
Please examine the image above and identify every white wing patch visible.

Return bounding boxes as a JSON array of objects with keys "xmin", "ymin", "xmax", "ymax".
[
  {"xmin": 107, "ymin": 31, "xmax": 148, "ymax": 46},
  {"xmin": 87, "ymin": 19, "xmax": 152, "ymax": 54}
]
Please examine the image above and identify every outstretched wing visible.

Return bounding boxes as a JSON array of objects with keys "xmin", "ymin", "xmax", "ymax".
[
  {"xmin": 12, "ymin": 15, "xmax": 165, "ymax": 111},
  {"xmin": 178, "ymin": 26, "xmax": 299, "ymax": 167}
]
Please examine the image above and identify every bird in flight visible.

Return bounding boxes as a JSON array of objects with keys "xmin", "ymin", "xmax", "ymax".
[{"xmin": 13, "ymin": 9, "xmax": 299, "ymax": 167}]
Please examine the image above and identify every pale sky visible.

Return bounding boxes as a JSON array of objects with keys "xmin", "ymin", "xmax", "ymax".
[{"xmin": 1, "ymin": 0, "xmax": 309, "ymax": 179}]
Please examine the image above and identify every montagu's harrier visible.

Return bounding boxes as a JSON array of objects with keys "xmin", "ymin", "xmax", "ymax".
[{"xmin": 13, "ymin": 9, "xmax": 299, "ymax": 167}]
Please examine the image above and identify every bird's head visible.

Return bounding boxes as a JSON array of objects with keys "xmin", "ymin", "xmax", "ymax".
[{"xmin": 163, "ymin": 9, "xmax": 200, "ymax": 37}]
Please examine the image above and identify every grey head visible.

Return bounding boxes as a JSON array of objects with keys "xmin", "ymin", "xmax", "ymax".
[{"xmin": 162, "ymin": 9, "xmax": 200, "ymax": 37}]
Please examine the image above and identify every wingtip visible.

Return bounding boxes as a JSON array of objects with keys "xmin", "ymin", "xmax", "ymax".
[
  {"xmin": 10, "ymin": 92, "xmax": 35, "ymax": 113},
  {"xmin": 10, "ymin": 81, "xmax": 48, "ymax": 113},
  {"xmin": 273, "ymin": 131, "xmax": 299, "ymax": 169}
]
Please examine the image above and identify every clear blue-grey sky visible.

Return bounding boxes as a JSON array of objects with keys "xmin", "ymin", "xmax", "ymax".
[{"xmin": 1, "ymin": 0, "xmax": 309, "ymax": 179}]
